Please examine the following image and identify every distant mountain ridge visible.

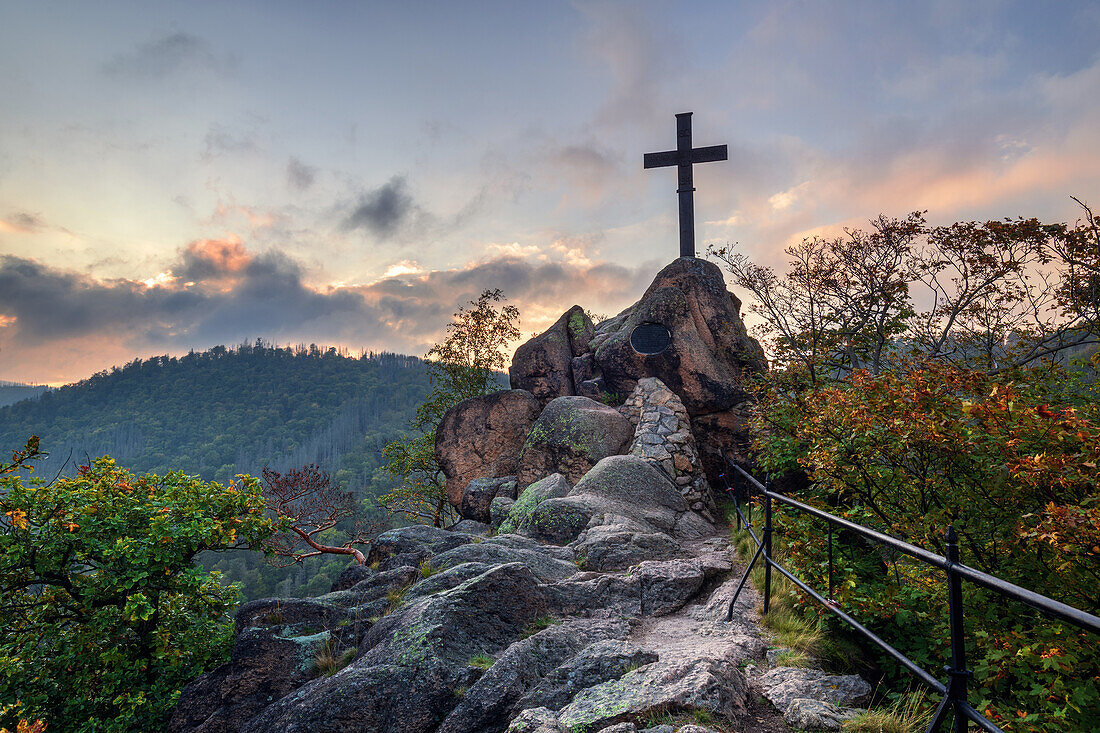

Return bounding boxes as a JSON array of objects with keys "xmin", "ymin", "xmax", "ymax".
[{"xmin": 0, "ymin": 380, "xmax": 49, "ymax": 408}]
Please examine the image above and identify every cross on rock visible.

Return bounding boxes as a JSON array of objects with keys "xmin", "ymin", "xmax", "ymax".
[{"xmin": 644, "ymin": 112, "xmax": 728, "ymax": 258}]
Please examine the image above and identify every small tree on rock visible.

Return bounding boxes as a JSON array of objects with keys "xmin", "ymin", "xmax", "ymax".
[
  {"xmin": 260, "ymin": 464, "xmax": 380, "ymax": 565},
  {"xmin": 381, "ymin": 289, "xmax": 520, "ymax": 526}
]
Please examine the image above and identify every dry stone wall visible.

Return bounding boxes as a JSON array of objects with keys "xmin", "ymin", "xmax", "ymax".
[{"xmin": 619, "ymin": 377, "xmax": 716, "ymax": 521}]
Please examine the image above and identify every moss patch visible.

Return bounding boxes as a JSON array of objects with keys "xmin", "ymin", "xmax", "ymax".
[{"xmin": 568, "ymin": 309, "xmax": 591, "ymax": 341}]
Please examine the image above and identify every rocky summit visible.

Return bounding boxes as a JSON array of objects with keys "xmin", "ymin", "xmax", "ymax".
[{"xmin": 173, "ymin": 259, "xmax": 870, "ymax": 733}]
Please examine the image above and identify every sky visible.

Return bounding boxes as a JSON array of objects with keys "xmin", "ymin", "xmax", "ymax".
[{"xmin": 1, "ymin": 0, "xmax": 1098, "ymax": 385}]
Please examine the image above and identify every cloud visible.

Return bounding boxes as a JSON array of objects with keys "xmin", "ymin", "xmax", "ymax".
[
  {"xmin": 203, "ymin": 124, "xmax": 259, "ymax": 158},
  {"xmin": 544, "ymin": 143, "xmax": 622, "ymax": 202},
  {"xmin": 176, "ymin": 235, "xmax": 251, "ymax": 282},
  {"xmin": 103, "ymin": 32, "xmax": 234, "ymax": 80},
  {"xmin": 0, "ymin": 212, "xmax": 45, "ymax": 234},
  {"xmin": 341, "ymin": 176, "xmax": 416, "ymax": 237},
  {"xmin": 577, "ymin": 1, "xmax": 673, "ymax": 127},
  {"xmin": 287, "ymin": 157, "xmax": 317, "ymax": 191},
  {"xmin": 0, "ymin": 240, "xmax": 659, "ymax": 383}
]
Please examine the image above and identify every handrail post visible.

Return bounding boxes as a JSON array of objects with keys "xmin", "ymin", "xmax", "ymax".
[
  {"xmin": 746, "ymin": 469, "xmax": 753, "ymax": 526},
  {"xmin": 733, "ymin": 467, "xmax": 741, "ymax": 530},
  {"xmin": 929, "ymin": 525, "xmax": 972, "ymax": 733},
  {"xmin": 763, "ymin": 479, "xmax": 773, "ymax": 614}
]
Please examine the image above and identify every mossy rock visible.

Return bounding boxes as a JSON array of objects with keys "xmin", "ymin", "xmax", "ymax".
[
  {"xmin": 517, "ymin": 396, "xmax": 633, "ymax": 486},
  {"xmin": 498, "ymin": 473, "xmax": 570, "ymax": 535},
  {"xmin": 525, "ymin": 497, "xmax": 592, "ymax": 545}
]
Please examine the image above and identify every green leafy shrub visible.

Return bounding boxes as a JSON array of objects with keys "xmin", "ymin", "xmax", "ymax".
[
  {"xmin": 752, "ymin": 365, "xmax": 1100, "ymax": 731},
  {"xmin": 0, "ymin": 438, "xmax": 273, "ymax": 731}
]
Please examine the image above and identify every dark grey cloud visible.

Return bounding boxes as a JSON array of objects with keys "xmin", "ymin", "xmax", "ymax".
[
  {"xmin": 103, "ymin": 32, "xmax": 234, "ymax": 80},
  {"xmin": 0, "ymin": 250, "xmax": 357, "ymax": 349},
  {"xmin": 0, "ymin": 245, "xmax": 657, "ymax": 362},
  {"xmin": 2, "ymin": 211, "xmax": 46, "ymax": 232},
  {"xmin": 287, "ymin": 158, "xmax": 317, "ymax": 191},
  {"xmin": 203, "ymin": 124, "xmax": 259, "ymax": 158},
  {"xmin": 342, "ymin": 176, "xmax": 415, "ymax": 237}
]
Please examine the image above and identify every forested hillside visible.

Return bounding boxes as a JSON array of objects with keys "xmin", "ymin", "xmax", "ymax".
[{"xmin": 0, "ymin": 341, "xmax": 434, "ymax": 598}]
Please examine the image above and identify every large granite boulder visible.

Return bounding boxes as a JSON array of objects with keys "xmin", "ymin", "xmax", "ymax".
[
  {"xmin": 497, "ymin": 473, "xmax": 572, "ymax": 537},
  {"xmin": 366, "ymin": 524, "xmax": 474, "ymax": 570},
  {"xmin": 459, "ymin": 476, "xmax": 518, "ymax": 523},
  {"xmin": 516, "ymin": 396, "xmax": 633, "ymax": 487},
  {"xmin": 587, "ymin": 257, "xmax": 766, "ymax": 487},
  {"xmin": 517, "ymin": 640, "xmax": 658, "ymax": 712},
  {"xmin": 556, "ymin": 657, "xmax": 749, "ymax": 731},
  {"xmin": 436, "ymin": 389, "xmax": 542, "ymax": 506},
  {"xmin": 755, "ymin": 667, "xmax": 872, "ymax": 713},
  {"xmin": 518, "ymin": 455, "xmax": 714, "ymax": 563},
  {"xmin": 240, "ymin": 563, "xmax": 551, "ymax": 733},
  {"xmin": 589, "ymin": 258, "xmax": 764, "ymax": 412},
  {"xmin": 547, "ymin": 553, "xmax": 732, "ymax": 618},
  {"xmin": 170, "ymin": 625, "xmax": 331, "ymax": 733},
  {"xmin": 437, "ymin": 618, "xmax": 631, "ymax": 733},
  {"xmin": 510, "ymin": 306, "xmax": 595, "ymax": 404}
]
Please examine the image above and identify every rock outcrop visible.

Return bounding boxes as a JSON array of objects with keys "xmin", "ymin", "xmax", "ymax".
[
  {"xmin": 509, "ymin": 258, "xmax": 766, "ymax": 494},
  {"xmin": 172, "ymin": 258, "xmax": 825, "ymax": 733},
  {"xmin": 588, "ymin": 258, "xmax": 766, "ymax": 487},
  {"xmin": 509, "ymin": 306, "xmax": 595, "ymax": 404},
  {"xmin": 436, "ymin": 389, "xmax": 542, "ymax": 505}
]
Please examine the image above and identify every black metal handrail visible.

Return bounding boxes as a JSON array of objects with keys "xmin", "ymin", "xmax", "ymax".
[{"xmin": 718, "ymin": 452, "xmax": 1100, "ymax": 733}]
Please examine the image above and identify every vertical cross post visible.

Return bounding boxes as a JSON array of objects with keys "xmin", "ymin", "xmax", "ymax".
[
  {"xmin": 676, "ymin": 113, "xmax": 695, "ymax": 258},
  {"xmin": 644, "ymin": 112, "xmax": 728, "ymax": 258}
]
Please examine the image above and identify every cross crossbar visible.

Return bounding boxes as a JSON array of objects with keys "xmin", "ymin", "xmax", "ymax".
[{"xmin": 643, "ymin": 144, "xmax": 728, "ymax": 169}]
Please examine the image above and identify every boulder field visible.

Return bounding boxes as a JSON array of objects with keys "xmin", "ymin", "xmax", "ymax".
[{"xmin": 173, "ymin": 259, "xmax": 872, "ymax": 733}]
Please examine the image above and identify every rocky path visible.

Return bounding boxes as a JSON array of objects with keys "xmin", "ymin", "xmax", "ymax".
[
  {"xmin": 172, "ymin": 478, "xmax": 872, "ymax": 733},
  {"xmin": 600, "ymin": 531, "xmax": 874, "ymax": 733},
  {"xmin": 618, "ymin": 536, "xmax": 793, "ymax": 733}
]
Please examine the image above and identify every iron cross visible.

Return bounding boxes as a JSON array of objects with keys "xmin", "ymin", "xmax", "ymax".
[{"xmin": 644, "ymin": 112, "xmax": 728, "ymax": 258}]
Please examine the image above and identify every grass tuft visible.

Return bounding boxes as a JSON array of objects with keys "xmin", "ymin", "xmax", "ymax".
[
  {"xmin": 260, "ymin": 608, "xmax": 284, "ymax": 625},
  {"xmin": 520, "ymin": 614, "xmax": 561, "ymax": 639},
  {"xmin": 382, "ymin": 581, "xmax": 414, "ymax": 615},
  {"xmin": 468, "ymin": 652, "xmax": 495, "ymax": 670},
  {"xmin": 418, "ymin": 559, "xmax": 439, "ymax": 579},
  {"xmin": 761, "ymin": 603, "xmax": 824, "ymax": 657},
  {"xmin": 773, "ymin": 649, "xmax": 813, "ymax": 667},
  {"xmin": 843, "ymin": 690, "xmax": 932, "ymax": 733},
  {"xmin": 313, "ymin": 638, "xmax": 356, "ymax": 677},
  {"xmin": 692, "ymin": 708, "xmax": 714, "ymax": 725}
]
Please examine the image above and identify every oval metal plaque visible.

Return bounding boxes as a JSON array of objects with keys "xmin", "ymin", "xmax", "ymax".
[{"xmin": 630, "ymin": 322, "xmax": 671, "ymax": 355}]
